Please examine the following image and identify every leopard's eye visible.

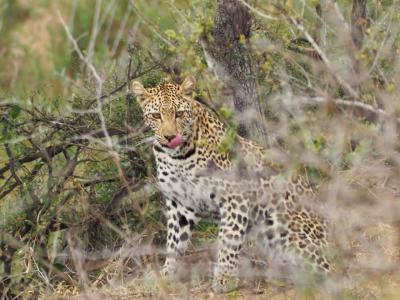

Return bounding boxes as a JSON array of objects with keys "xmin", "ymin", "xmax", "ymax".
[
  {"xmin": 175, "ymin": 111, "xmax": 185, "ymax": 118},
  {"xmin": 151, "ymin": 113, "xmax": 161, "ymax": 119}
]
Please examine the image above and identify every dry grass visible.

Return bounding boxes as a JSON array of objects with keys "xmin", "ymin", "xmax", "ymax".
[
  {"xmin": 44, "ymin": 219, "xmax": 399, "ymax": 299},
  {"xmin": 2, "ymin": 1, "xmax": 400, "ymax": 299}
]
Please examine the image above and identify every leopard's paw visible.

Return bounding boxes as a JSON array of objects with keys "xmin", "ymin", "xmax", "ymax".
[{"xmin": 212, "ymin": 276, "xmax": 238, "ymax": 293}]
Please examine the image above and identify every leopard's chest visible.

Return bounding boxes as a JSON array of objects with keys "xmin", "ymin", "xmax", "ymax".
[{"xmin": 154, "ymin": 150, "xmax": 220, "ymax": 214}]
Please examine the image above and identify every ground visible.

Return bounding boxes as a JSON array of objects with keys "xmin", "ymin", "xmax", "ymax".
[{"xmin": 47, "ymin": 222, "xmax": 399, "ymax": 300}]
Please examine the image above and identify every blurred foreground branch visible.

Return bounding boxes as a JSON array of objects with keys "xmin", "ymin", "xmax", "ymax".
[{"xmin": 294, "ymin": 95, "xmax": 400, "ymax": 125}]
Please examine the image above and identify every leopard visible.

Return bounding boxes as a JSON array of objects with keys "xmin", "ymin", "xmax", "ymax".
[{"xmin": 131, "ymin": 76, "xmax": 331, "ymax": 293}]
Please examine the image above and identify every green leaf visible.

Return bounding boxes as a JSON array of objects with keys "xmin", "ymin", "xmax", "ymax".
[
  {"xmin": 10, "ymin": 105, "xmax": 21, "ymax": 119},
  {"xmin": 53, "ymin": 262, "xmax": 66, "ymax": 272},
  {"xmin": 219, "ymin": 105, "xmax": 234, "ymax": 119}
]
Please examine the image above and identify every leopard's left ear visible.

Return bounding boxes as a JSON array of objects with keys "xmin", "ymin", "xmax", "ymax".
[{"xmin": 180, "ymin": 76, "xmax": 196, "ymax": 96}]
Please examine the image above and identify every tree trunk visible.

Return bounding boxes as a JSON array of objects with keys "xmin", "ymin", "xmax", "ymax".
[
  {"xmin": 201, "ymin": 0, "xmax": 267, "ymax": 145},
  {"xmin": 351, "ymin": 0, "xmax": 368, "ymax": 49}
]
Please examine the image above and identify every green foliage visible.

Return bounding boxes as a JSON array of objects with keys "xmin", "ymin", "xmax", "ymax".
[
  {"xmin": 217, "ymin": 105, "xmax": 239, "ymax": 156},
  {"xmin": 1, "ymin": 0, "xmax": 400, "ymax": 298},
  {"xmin": 194, "ymin": 217, "xmax": 218, "ymax": 245}
]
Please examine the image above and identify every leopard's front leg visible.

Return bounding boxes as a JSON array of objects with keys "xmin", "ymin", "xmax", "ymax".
[
  {"xmin": 213, "ymin": 195, "xmax": 249, "ymax": 293},
  {"xmin": 162, "ymin": 198, "xmax": 197, "ymax": 278}
]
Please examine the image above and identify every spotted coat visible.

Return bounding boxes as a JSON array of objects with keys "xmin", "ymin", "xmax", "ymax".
[{"xmin": 131, "ymin": 77, "xmax": 331, "ymax": 293}]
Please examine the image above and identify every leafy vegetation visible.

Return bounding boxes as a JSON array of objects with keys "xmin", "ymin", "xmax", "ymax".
[{"xmin": 1, "ymin": 0, "xmax": 400, "ymax": 298}]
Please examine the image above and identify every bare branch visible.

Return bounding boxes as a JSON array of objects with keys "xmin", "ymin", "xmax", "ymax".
[
  {"xmin": 0, "ymin": 127, "xmax": 127, "ymax": 179},
  {"xmin": 4, "ymin": 143, "xmax": 22, "ymax": 185},
  {"xmin": 238, "ymin": 0, "xmax": 277, "ymax": 21},
  {"xmin": 284, "ymin": 12, "xmax": 360, "ymax": 100},
  {"xmin": 86, "ymin": 0, "xmax": 102, "ymax": 66},
  {"xmin": 0, "ymin": 230, "xmax": 76, "ymax": 286},
  {"xmin": 293, "ymin": 95, "xmax": 400, "ymax": 125}
]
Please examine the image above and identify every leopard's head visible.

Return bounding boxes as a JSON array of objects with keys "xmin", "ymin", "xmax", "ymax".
[{"xmin": 131, "ymin": 77, "xmax": 196, "ymax": 149}]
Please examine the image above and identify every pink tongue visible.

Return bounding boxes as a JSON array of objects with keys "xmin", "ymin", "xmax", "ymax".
[{"xmin": 167, "ymin": 134, "xmax": 182, "ymax": 148}]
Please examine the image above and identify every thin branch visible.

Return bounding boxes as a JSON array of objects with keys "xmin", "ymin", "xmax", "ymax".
[
  {"xmin": 78, "ymin": 176, "xmax": 120, "ymax": 187},
  {"xmin": 238, "ymin": 0, "xmax": 278, "ymax": 21},
  {"xmin": 0, "ymin": 127, "xmax": 127, "ymax": 179},
  {"xmin": 293, "ymin": 95, "xmax": 400, "ymax": 124},
  {"xmin": 51, "ymin": 147, "xmax": 80, "ymax": 194},
  {"xmin": 0, "ymin": 144, "xmax": 69, "ymax": 179},
  {"xmin": 0, "ymin": 162, "xmax": 43, "ymax": 200},
  {"xmin": 57, "ymin": 11, "xmax": 102, "ymax": 84},
  {"xmin": 130, "ymin": 0, "xmax": 174, "ymax": 47},
  {"xmin": 59, "ymin": 12, "xmax": 147, "ymax": 220},
  {"xmin": 0, "ymin": 181, "xmax": 19, "ymax": 200},
  {"xmin": 103, "ymin": 180, "xmax": 143, "ymax": 215},
  {"xmin": 85, "ymin": 63, "xmax": 160, "ymax": 108},
  {"xmin": 277, "ymin": 7, "xmax": 360, "ymax": 100},
  {"xmin": 86, "ymin": 0, "xmax": 102, "ymax": 66},
  {"xmin": 111, "ymin": 2, "xmax": 131, "ymax": 56},
  {"xmin": 0, "ymin": 230, "xmax": 76, "ymax": 286},
  {"xmin": 4, "ymin": 144, "xmax": 22, "ymax": 185}
]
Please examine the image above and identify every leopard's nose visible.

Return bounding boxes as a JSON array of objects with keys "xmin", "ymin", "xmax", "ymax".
[{"xmin": 164, "ymin": 134, "xmax": 176, "ymax": 142}]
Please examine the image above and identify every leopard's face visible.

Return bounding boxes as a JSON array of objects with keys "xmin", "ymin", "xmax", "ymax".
[{"xmin": 131, "ymin": 77, "xmax": 196, "ymax": 149}]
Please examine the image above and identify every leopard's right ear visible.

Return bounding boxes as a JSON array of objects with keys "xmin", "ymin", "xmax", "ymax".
[{"xmin": 131, "ymin": 81, "xmax": 150, "ymax": 104}]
